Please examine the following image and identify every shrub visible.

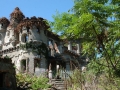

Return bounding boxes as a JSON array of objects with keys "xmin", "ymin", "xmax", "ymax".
[{"xmin": 16, "ymin": 73, "xmax": 51, "ymax": 90}]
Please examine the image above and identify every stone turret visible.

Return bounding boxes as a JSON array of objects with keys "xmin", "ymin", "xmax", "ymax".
[
  {"xmin": 15, "ymin": 16, "xmax": 48, "ymax": 44},
  {"xmin": 0, "ymin": 17, "xmax": 10, "ymax": 31},
  {"xmin": 10, "ymin": 7, "xmax": 25, "ymax": 27}
]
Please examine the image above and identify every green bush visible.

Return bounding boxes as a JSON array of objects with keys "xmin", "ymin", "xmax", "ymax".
[{"xmin": 16, "ymin": 74, "xmax": 51, "ymax": 90}]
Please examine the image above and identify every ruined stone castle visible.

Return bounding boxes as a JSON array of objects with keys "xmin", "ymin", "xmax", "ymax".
[{"xmin": 0, "ymin": 7, "xmax": 84, "ymax": 78}]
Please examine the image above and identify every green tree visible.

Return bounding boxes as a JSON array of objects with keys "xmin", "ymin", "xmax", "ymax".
[
  {"xmin": 50, "ymin": 0, "xmax": 120, "ymax": 89},
  {"xmin": 50, "ymin": 0, "xmax": 120, "ymax": 76}
]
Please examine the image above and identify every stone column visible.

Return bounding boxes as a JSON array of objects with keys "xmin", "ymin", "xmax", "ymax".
[
  {"xmin": 49, "ymin": 70, "xmax": 52, "ymax": 79},
  {"xmin": 29, "ymin": 58, "xmax": 34, "ymax": 74},
  {"xmin": 26, "ymin": 58, "xmax": 29, "ymax": 72},
  {"xmin": 68, "ymin": 41, "xmax": 72, "ymax": 51},
  {"xmin": 28, "ymin": 53, "xmax": 34, "ymax": 74},
  {"xmin": 19, "ymin": 33, "xmax": 22, "ymax": 42},
  {"xmin": 76, "ymin": 43, "xmax": 80, "ymax": 54},
  {"xmin": 16, "ymin": 59, "xmax": 21, "ymax": 73},
  {"xmin": 48, "ymin": 63, "xmax": 52, "ymax": 79},
  {"xmin": 40, "ymin": 55, "xmax": 47, "ymax": 75}
]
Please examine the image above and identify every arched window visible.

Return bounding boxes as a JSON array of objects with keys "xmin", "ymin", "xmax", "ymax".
[
  {"xmin": 21, "ymin": 34, "xmax": 28, "ymax": 43},
  {"xmin": 25, "ymin": 35, "xmax": 28, "ymax": 42}
]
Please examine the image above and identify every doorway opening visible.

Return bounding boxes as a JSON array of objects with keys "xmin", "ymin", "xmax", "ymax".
[
  {"xmin": 21, "ymin": 60, "xmax": 26, "ymax": 73},
  {"xmin": 0, "ymin": 72, "xmax": 5, "ymax": 87}
]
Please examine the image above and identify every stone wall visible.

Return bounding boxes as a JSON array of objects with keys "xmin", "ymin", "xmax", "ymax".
[{"xmin": 0, "ymin": 57, "xmax": 17, "ymax": 90}]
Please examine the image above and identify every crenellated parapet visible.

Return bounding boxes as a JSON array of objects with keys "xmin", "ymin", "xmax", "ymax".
[
  {"xmin": 15, "ymin": 16, "xmax": 49, "ymax": 33},
  {"xmin": 0, "ymin": 17, "xmax": 10, "ymax": 31},
  {"xmin": 0, "ymin": 17, "xmax": 10, "ymax": 27}
]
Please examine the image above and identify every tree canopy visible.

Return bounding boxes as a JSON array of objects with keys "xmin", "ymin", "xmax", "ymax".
[{"xmin": 50, "ymin": 0, "xmax": 120, "ymax": 77}]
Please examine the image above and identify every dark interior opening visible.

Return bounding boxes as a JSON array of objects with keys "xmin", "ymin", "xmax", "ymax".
[
  {"xmin": 34, "ymin": 59, "xmax": 40, "ymax": 68},
  {"xmin": 47, "ymin": 58, "xmax": 66, "ymax": 78},
  {"xmin": 0, "ymin": 72, "xmax": 5, "ymax": 87},
  {"xmin": 26, "ymin": 27, "xmax": 30, "ymax": 32},
  {"xmin": 1, "ymin": 23, "xmax": 3, "ymax": 26},
  {"xmin": 21, "ymin": 60, "xmax": 26, "ymax": 73}
]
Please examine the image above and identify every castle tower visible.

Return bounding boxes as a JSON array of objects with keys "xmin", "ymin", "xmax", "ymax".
[
  {"xmin": 15, "ymin": 16, "xmax": 49, "ymax": 74},
  {"xmin": 15, "ymin": 16, "xmax": 48, "ymax": 44},
  {"xmin": 10, "ymin": 7, "xmax": 25, "ymax": 27},
  {"xmin": 0, "ymin": 17, "xmax": 10, "ymax": 50},
  {"xmin": 3, "ymin": 7, "xmax": 25, "ymax": 50}
]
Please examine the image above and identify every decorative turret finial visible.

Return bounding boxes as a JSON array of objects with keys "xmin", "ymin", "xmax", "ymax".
[
  {"xmin": 15, "ymin": 7, "xmax": 20, "ymax": 10},
  {"xmin": 0, "ymin": 17, "xmax": 10, "ymax": 27},
  {"xmin": 0, "ymin": 17, "xmax": 10, "ymax": 31},
  {"xmin": 10, "ymin": 7, "xmax": 25, "ymax": 21}
]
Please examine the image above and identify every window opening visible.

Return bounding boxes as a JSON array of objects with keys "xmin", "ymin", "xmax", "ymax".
[
  {"xmin": 49, "ymin": 40, "xmax": 53, "ymax": 46},
  {"xmin": 1, "ymin": 23, "xmax": 3, "ymax": 26},
  {"xmin": 26, "ymin": 27, "xmax": 30, "ymax": 32},
  {"xmin": 21, "ymin": 60, "xmax": 26, "ymax": 73},
  {"xmin": 37, "ymin": 27, "xmax": 40, "ymax": 33},
  {"xmin": 24, "ymin": 35, "xmax": 28, "ymax": 42},
  {"xmin": 34, "ymin": 59, "xmax": 40, "ymax": 68},
  {"xmin": 0, "ymin": 72, "xmax": 5, "ymax": 87}
]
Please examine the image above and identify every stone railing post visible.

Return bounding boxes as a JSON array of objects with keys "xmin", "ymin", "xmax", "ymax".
[{"xmin": 68, "ymin": 41, "xmax": 72, "ymax": 51}]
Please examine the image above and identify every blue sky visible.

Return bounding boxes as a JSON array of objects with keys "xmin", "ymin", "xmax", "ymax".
[{"xmin": 0, "ymin": 0, "xmax": 74, "ymax": 21}]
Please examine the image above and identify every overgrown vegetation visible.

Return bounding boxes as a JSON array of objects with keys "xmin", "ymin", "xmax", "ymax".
[
  {"xmin": 16, "ymin": 74, "xmax": 51, "ymax": 90},
  {"xmin": 20, "ymin": 42, "xmax": 48, "ymax": 58},
  {"xmin": 50, "ymin": 0, "xmax": 120, "ymax": 89}
]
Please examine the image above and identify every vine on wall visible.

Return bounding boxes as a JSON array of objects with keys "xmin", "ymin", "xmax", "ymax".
[{"xmin": 20, "ymin": 42, "xmax": 48, "ymax": 59}]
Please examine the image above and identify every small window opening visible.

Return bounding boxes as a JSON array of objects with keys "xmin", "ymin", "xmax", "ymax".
[
  {"xmin": 23, "ymin": 34, "xmax": 28, "ymax": 42},
  {"xmin": 1, "ymin": 23, "xmax": 3, "ymax": 26},
  {"xmin": 48, "ymin": 40, "xmax": 53, "ymax": 46},
  {"xmin": 26, "ymin": 27, "xmax": 30, "ymax": 32},
  {"xmin": 37, "ymin": 27, "xmax": 40, "ymax": 33}
]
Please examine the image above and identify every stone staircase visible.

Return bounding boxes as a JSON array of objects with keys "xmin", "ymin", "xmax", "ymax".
[{"xmin": 50, "ymin": 79, "xmax": 67, "ymax": 90}]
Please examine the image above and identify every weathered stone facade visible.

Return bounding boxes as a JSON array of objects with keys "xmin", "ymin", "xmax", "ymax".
[
  {"xmin": 0, "ymin": 57, "xmax": 17, "ymax": 90},
  {"xmin": 0, "ymin": 7, "xmax": 84, "ymax": 78}
]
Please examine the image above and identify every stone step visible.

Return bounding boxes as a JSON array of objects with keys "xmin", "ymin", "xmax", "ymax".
[
  {"xmin": 54, "ymin": 81, "xmax": 64, "ymax": 83},
  {"xmin": 51, "ymin": 79, "xmax": 64, "ymax": 81},
  {"xmin": 54, "ymin": 82, "xmax": 65, "ymax": 85},
  {"xmin": 57, "ymin": 87, "xmax": 66, "ymax": 90},
  {"xmin": 55, "ymin": 84, "xmax": 65, "ymax": 87},
  {"xmin": 50, "ymin": 79, "xmax": 66, "ymax": 90}
]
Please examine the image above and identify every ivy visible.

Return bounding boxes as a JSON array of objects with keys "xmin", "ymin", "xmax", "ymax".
[{"xmin": 20, "ymin": 42, "xmax": 48, "ymax": 59}]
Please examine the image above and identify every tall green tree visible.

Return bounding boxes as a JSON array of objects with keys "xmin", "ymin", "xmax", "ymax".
[{"xmin": 50, "ymin": 0, "xmax": 120, "ymax": 76}]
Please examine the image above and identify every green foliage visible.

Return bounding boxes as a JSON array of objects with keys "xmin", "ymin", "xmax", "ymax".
[
  {"xmin": 20, "ymin": 42, "xmax": 48, "ymax": 59},
  {"xmin": 50, "ymin": 0, "xmax": 120, "ymax": 89},
  {"xmin": 31, "ymin": 76, "xmax": 50, "ymax": 90},
  {"xmin": 50, "ymin": 0, "xmax": 120, "ymax": 76},
  {"xmin": 68, "ymin": 69, "xmax": 83, "ymax": 90},
  {"xmin": 16, "ymin": 74, "xmax": 51, "ymax": 90}
]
